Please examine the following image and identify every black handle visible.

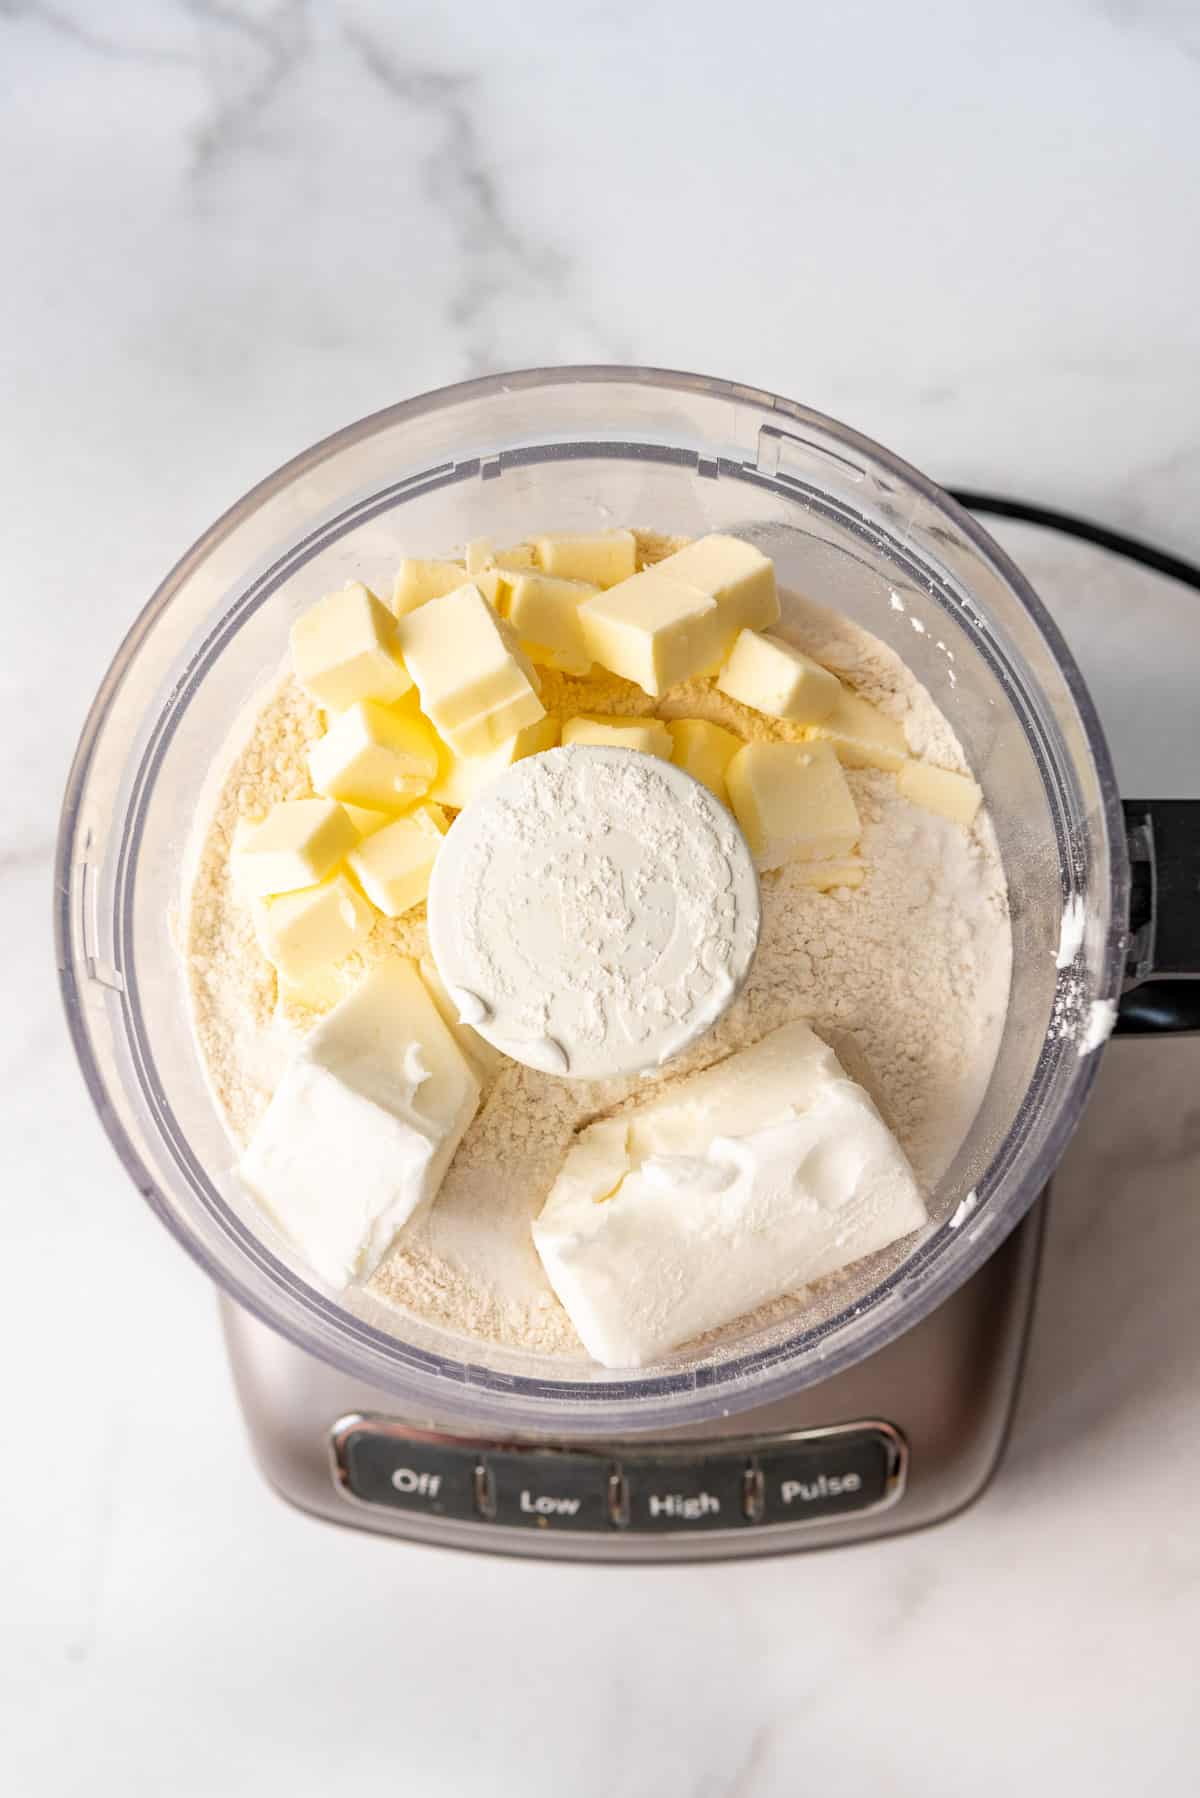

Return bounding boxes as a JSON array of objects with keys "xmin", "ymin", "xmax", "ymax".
[{"xmin": 1118, "ymin": 800, "xmax": 1200, "ymax": 1035}]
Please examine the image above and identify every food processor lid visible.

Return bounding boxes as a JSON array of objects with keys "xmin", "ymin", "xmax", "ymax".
[{"xmin": 55, "ymin": 366, "xmax": 1134, "ymax": 1436}]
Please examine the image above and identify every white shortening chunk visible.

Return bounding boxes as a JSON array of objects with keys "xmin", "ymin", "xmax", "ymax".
[
  {"xmin": 307, "ymin": 700, "xmax": 439, "ymax": 812},
  {"xmin": 239, "ymin": 960, "xmax": 481, "ymax": 1286},
  {"xmin": 652, "ymin": 534, "xmax": 780, "ymax": 636},
  {"xmin": 535, "ymin": 528, "xmax": 637, "ymax": 588},
  {"xmin": 805, "ymin": 688, "xmax": 908, "ymax": 772},
  {"xmin": 290, "ymin": 583, "xmax": 413, "ymax": 709},
  {"xmin": 391, "ymin": 559, "xmax": 467, "ymax": 616},
  {"xmin": 429, "ymin": 714, "xmax": 559, "ymax": 809},
  {"xmin": 232, "ymin": 798, "xmax": 358, "ymax": 897},
  {"xmin": 716, "ymin": 630, "xmax": 841, "ymax": 724},
  {"xmin": 577, "ymin": 571, "xmax": 723, "ymax": 695},
  {"xmin": 532, "ymin": 1021, "xmax": 927, "ymax": 1367},
  {"xmin": 667, "ymin": 718, "xmax": 742, "ymax": 803},
  {"xmin": 561, "ymin": 714, "xmax": 672, "ymax": 758},
  {"xmin": 896, "ymin": 760, "xmax": 982, "ymax": 828},
  {"xmin": 395, "ymin": 582, "xmax": 545, "ymax": 755},
  {"xmin": 347, "ymin": 802, "xmax": 448, "ymax": 917},
  {"xmin": 725, "ymin": 739, "xmax": 860, "ymax": 870},
  {"xmin": 505, "ymin": 571, "xmax": 598, "ymax": 675}
]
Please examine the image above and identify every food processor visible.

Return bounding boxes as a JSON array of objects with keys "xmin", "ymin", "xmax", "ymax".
[{"xmin": 56, "ymin": 367, "xmax": 1199, "ymax": 1560}]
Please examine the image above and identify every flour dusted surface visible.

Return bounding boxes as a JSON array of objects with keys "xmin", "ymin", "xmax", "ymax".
[{"xmin": 184, "ymin": 546, "xmax": 1011, "ymax": 1361}]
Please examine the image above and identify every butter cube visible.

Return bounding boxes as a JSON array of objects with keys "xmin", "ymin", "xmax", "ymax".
[
  {"xmin": 472, "ymin": 567, "xmax": 511, "ymax": 610},
  {"xmin": 496, "ymin": 543, "xmax": 537, "ymax": 570},
  {"xmin": 561, "ymin": 715, "xmax": 672, "ymax": 758},
  {"xmin": 667, "ymin": 718, "xmax": 742, "ymax": 802},
  {"xmin": 897, "ymin": 760, "xmax": 982, "ymax": 828},
  {"xmin": 418, "ymin": 954, "xmax": 510, "ymax": 1079},
  {"xmin": 430, "ymin": 714, "xmax": 559, "ymax": 809},
  {"xmin": 308, "ymin": 700, "xmax": 439, "ymax": 812},
  {"xmin": 341, "ymin": 803, "xmax": 394, "ymax": 838},
  {"xmin": 505, "ymin": 572, "xmax": 598, "ymax": 675},
  {"xmin": 391, "ymin": 559, "xmax": 467, "ymax": 616},
  {"xmin": 232, "ymin": 798, "xmax": 357, "ymax": 897},
  {"xmin": 396, "ymin": 583, "xmax": 545, "ymax": 756},
  {"xmin": 347, "ymin": 803, "xmax": 448, "ymax": 917},
  {"xmin": 717, "ymin": 630, "xmax": 841, "ymax": 723},
  {"xmin": 239, "ymin": 960, "xmax": 481, "ymax": 1285},
  {"xmin": 653, "ymin": 534, "xmax": 779, "ymax": 635},
  {"xmin": 805, "ymin": 689, "xmax": 908, "ymax": 772},
  {"xmin": 578, "ymin": 572, "xmax": 723, "ymax": 696},
  {"xmin": 725, "ymin": 740, "xmax": 860, "ymax": 870},
  {"xmin": 791, "ymin": 859, "xmax": 866, "ymax": 890},
  {"xmin": 535, "ymin": 529, "xmax": 637, "ymax": 588},
  {"xmin": 257, "ymin": 871, "xmax": 374, "ymax": 989},
  {"xmin": 290, "ymin": 583, "xmax": 412, "ymax": 709},
  {"xmin": 470, "ymin": 543, "xmax": 539, "ymax": 609}
]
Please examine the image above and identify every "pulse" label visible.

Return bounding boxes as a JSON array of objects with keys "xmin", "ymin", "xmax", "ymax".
[{"xmin": 779, "ymin": 1471, "xmax": 862, "ymax": 1505}]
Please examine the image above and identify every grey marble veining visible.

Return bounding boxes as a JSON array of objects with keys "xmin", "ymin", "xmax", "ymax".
[{"xmin": 2, "ymin": 3, "xmax": 1199, "ymax": 1794}]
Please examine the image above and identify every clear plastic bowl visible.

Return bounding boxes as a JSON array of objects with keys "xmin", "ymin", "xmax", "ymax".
[{"xmin": 56, "ymin": 367, "xmax": 1126, "ymax": 1437}]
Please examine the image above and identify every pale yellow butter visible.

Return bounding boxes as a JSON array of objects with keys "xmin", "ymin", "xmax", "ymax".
[
  {"xmin": 716, "ymin": 630, "xmax": 841, "ymax": 723},
  {"xmin": 348, "ymin": 803, "xmax": 448, "ymax": 917},
  {"xmin": 418, "ymin": 954, "xmax": 510, "ymax": 1079},
  {"xmin": 472, "ymin": 568, "xmax": 510, "ymax": 609},
  {"xmin": 232, "ymin": 798, "xmax": 358, "ymax": 898},
  {"xmin": 896, "ymin": 760, "xmax": 983, "ymax": 827},
  {"xmin": 257, "ymin": 871, "xmax": 373, "ymax": 992},
  {"xmin": 667, "ymin": 718, "xmax": 742, "ymax": 802},
  {"xmin": 341, "ymin": 803, "xmax": 394, "ymax": 838},
  {"xmin": 471, "ymin": 543, "xmax": 539, "ymax": 608},
  {"xmin": 496, "ymin": 543, "xmax": 537, "ymax": 570},
  {"xmin": 535, "ymin": 529, "xmax": 637, "ymax": 588},
  {"xmin": 308, "ymin": 700, "xmax": 439, "ymax": 812},
  {"xmin": 430, "ymin": 714, "xmax": 559, "ymax": 809},
  {"xmin": 725, "ymin": 740, "xmax": 861, "ymax": 871},
  {"xmin": 790, "ymin": 859, "xmax": 866, "ymax": 890},
  {"xmin": 561, "ymin": 714, "xmax": 672, "ymax": 758},
  {"xmin": 805, "ymin": 689, "xmax": 908, "ymax": 772},
  {"xmin": 290, "ymin": 583, "xmax": 412, "ymax": 710},
  {"xmin": 505, "ymin": 571, "xmax": 598, "ymax": 675},
  {"xmin": 577, "ymin": 572, "xmax": 723, "ymax": 696},
  {"xmin": 396, "ymin": 583, "xmax": 545, "ymax": 756},
  {"xmin": 391, "ymin": 559, "xmax": 468, "ymax": 616},
  {"xmin": 652, "ymin": 534, "xmax": 779, "ymax": 636}
]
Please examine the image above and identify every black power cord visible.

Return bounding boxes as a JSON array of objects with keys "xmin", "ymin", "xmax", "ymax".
[
  {"xmin": 947, "ymin": 490, "xmax": 1200, "ymax": 1037},
  {"xmin": 947, "ymin": 490, "xmax": 1200, "ymax": 596}
]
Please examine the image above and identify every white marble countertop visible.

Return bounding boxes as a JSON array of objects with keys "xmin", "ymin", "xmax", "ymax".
[{"xmin": 4, "ymin": 4, "xmax": 1200, "ymax": 1793}]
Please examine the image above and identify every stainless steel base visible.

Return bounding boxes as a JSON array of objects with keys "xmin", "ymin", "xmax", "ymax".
[{"xmin": 221, "ymin": 1196, "xmax": 1045, "ymax": 1560}]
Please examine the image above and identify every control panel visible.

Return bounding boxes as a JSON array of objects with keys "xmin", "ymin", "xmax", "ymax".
[{"xmin": 330, "ymin": 1418, "xmax": 906, "ymax": 1537}]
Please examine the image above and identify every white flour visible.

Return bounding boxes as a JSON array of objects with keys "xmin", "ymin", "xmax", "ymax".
[{"xmin": 183, "ymin": 554, "xmax": 1011, "ymax": 1360}]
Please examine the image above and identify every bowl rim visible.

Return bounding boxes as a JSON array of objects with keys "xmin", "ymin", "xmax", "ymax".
[{"xmin": 55, "ymin": 363, "xmax": 1128, "ymax": 1435}]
